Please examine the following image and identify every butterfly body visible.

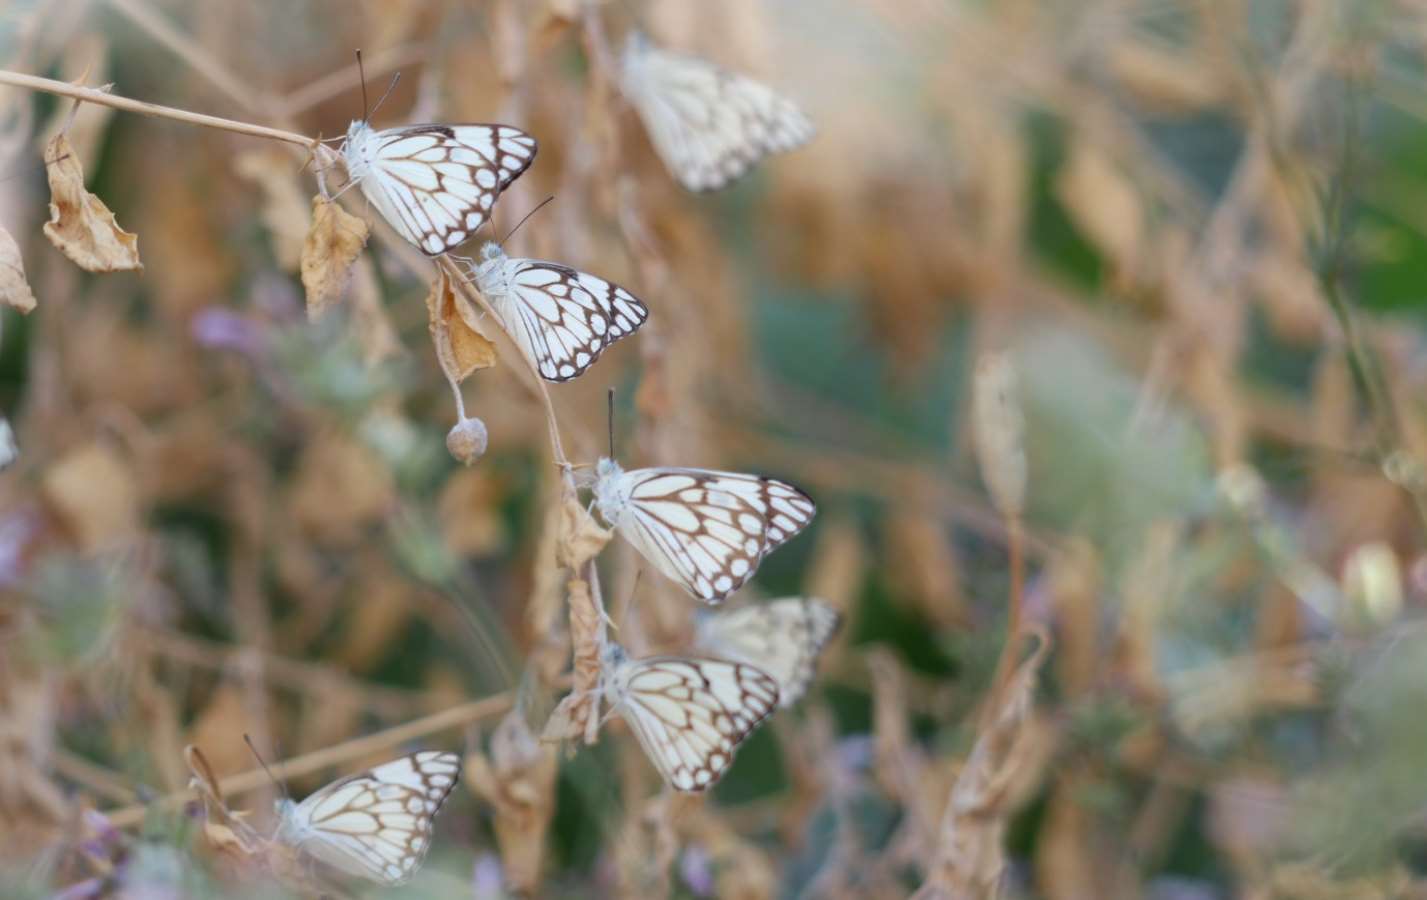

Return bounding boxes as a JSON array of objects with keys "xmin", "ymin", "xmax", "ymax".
[
  {"xmin": 695, "ymin": 597, "xmax": 841, "ymax": 707},
  {"xmin": 601, "ymin": 640, "xmax": 779, "ymax": 791},
  {"xmin": 620, "ymin": 31, "xmax": 814, "ymax": 192},
  {"xmin": 592, "ymin": 458, "xmax": 816, "ymax": 603},
  {"xmin": 273, "ymin": 751, "xmax": 460, "ymax": 885},
  {"xmin": 468, "ymin": 244, "xmax": 648, "ymax": 381},
  {"xmin": 340, "ymin": 121, "xmax": 537, "ymax": 255}
]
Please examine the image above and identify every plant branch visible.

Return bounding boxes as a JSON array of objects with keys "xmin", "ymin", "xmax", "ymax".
[{"xmin": 0, "ymin": 69, "xmax": 313, "ymax": 147}]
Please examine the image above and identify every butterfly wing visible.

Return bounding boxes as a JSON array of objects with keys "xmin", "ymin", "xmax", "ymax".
[
  {"xmin": 287, "ymin": 751, "xmax": 460, "ymax": 885},
  {"xmin": 361, "ymin": 124, "xmax": 537, "ymax": 255},
  {"xmin": 614, "ymin": 468, "xmax": 816, "ymax": 603},
  {"xmin": 696, "ymin": 597, "xmax": 841, "ymax": 707},
  {"xmin": 623, "ymin": 41, "xmax": 813, "ymax": 192},
  {"xmin": 494, "ymin": 260, "xmax": 649, "ymax": 382},
  {"xmin": 611, "ymin": 656, "xmax": 779, "ymax": 791}
]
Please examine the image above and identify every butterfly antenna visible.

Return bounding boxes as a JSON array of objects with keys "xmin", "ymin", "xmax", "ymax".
[
  {"xmin": 356, "ymin": 49, "xmax": 369, "ymax": 122},
  {"xmin": 607, "ymin": 387, "xmax": 616, "ymax": 459},
  {"xmin": 243, "ymin": 734, "xmax": 291, "ymax": 802},
  {"xmin": 368, "ymin": 71, "xmax": 402, "ymax": 121},
  {"xmin": 498, "ymin": 195, "xmax": 556, "ymax": 246}
]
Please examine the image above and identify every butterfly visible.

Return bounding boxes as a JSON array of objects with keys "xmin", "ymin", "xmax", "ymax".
[
  {"xmin": 619, "ymin": 30, "xmax": 815, "ymax": 192},
  {"xmin": 590, "ymin": 458, "xmax": 817, "ymax": 604},
  {"xmin": 273, "ymin": 750, "xmax": 461, "ymax": 885},
  {"xmin": 341, "ymin": 120, "xmax": 537, "ymax": 255},
  {"xmin": 462, "ymin": 242, "xmax": 649, "ymax": 381},
  {"xmin": 694, "ymin": 597, "xmax": 841, "ymax": 708},
  {"xmin": 600, "ymin": 639, "xmax": 779, "ymax": 791}
]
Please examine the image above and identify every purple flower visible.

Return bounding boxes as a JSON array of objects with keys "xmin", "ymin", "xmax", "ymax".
[
  {"xmin": 678, "ymin": 845, "xmax": 714, "ymax": 897},
  {"xmin": 190, "ymin": 308, "xmax": 266, "ymax": 357}
]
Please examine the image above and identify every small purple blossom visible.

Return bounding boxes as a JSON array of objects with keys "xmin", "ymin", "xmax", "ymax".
[
  {"xmin": 678, "ymin": 844, "xmax": 714, "ymax": 897},
  {"xmin": 190, "ymin": 307, "xmax": 266, "ymax": 357}
]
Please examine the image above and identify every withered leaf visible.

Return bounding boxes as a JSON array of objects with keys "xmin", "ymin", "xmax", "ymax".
[
  {"xmin": 425, "ymin": 270, "xmax": 498, "ymax": 383},
  {"xmin": 557, "ymin": 494, "xmax": 613, "ymax": 570},
  {"xmin": 914, "ymin": 628, "xmax": 1051, "ymax": 899},
  {"xmin": 300, "ymin": 195, "xmax": 369, "ymax": 320},
  {"xmin": 0, "ymin": 225, "xmax": 37, "ymax": 313},
  {"xmin": 42, "ymin": 132, "xmax": 142, "ymax": 273}
]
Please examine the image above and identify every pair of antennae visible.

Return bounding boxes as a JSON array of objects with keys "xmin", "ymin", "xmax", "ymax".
[
  {"xmin": 356, "ymin": 49, "xmax": 402, "ymax": 125},
  {"xmin": 243, "ymin": 734, "xmax": 291, "ymax": 802}
]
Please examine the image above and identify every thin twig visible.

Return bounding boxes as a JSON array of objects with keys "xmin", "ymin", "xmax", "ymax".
[
  {"xmin": 104, "ymin": 691, "xmax": 514, "ymax": 829},
  {"xmin": 104, "ymin": 0, "xmax": 269, "ymax": 115},
  {"xmin": 0, "ymin": 69, "xmax": 312, "ymax": 146}
]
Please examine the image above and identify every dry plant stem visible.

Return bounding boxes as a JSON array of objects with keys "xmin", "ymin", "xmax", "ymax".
[
  {"xmin": 104, "ymin": 691, "xmax": 514, "ymax": 829},
  {"xmin": 0, "ymin": 70, "xmax": 312, "ymax": 147},
  {"xmin": 52, "ymin": 749, "xmax": 139, "ymax": 805},
  {"xmin": 985, "ymin": 516, "xmax": 1026, "ymax": 711}
]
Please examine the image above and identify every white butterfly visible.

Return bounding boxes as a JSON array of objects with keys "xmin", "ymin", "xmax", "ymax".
[
  {"xmin": 619, "ymin": 30, "xmax": 814, "ymax": 192},
  {"xmin": 695, "ymin": 597, "xmax": 841, "ymax": 708},
  {"xmin": 463, "ymin": 242, "xmax": 649, "ymax": 381},
  {"xmin": 273, "ymin": 750, "xmax": 460, "ymax": 885},
  {"xmin": 601, "ymin": 639, "xmax": 779, "ymax": 792},
  {"xmin": 341, "ymin": 120, "xmax": 537, "ymax": 255},
  {"xmin": 591, "ymin": 458, "xmax": 817, "ymax": 604}
]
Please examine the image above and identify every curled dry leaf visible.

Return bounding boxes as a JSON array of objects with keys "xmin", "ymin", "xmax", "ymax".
[
  {"xmin": 557, "ymin": 493, "xmax": 614, "ymax": 570},
  {"xmin": 42, "ymin": 133, "xmax": 142, "ymax": 273},
  {"xmin": 425, "ymin": 270, "xmax": 498, "ymax": 384},
  {"xmin": 913, "ymin": 628, "xmax": 1051, "ymax": 900},
  {"xmin": 299, "ymin": 195, "xmax": 369, "ymax": 320},
  {"xmin": 465, "ymin": 708, "xmax": 558, "ymax": 893},
  {"xmin": 0, "ymin": 225, "xmax": 37, "ymax": 313},
  {"xmin": 541, "ymin": 576, "xmax": 604, "ymax": 746}
]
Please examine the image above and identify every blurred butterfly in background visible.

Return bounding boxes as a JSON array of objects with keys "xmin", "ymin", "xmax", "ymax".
[
  {"xmin": 340, "ymin": 120, "xmax": 537, "ymax": 255},
  {"xmin": 273, "ymin": 751, "xmax": 460, "ymax": 886},
  {"xmin": 694, "ymin": 596, "xmax": 841, "ymax": 707},
  {"xmin": 462, "ymin": 241, "xmax": 649, "ymax": 382},
  {"xmin": 600, "ymin": 638, "xmax": 779, "ymax": 791},
  {"xmin": 590, "ymin": 458, "xmax": 816, "ymax": 604},
  {"xmin": 619, "ymin": 30, "xmax": 815, "ymax": 192}
]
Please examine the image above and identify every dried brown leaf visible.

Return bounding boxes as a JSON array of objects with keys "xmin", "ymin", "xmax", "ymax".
[
  {"xmin": 465, "ymin": 709, "xmax": 558, "ymax": 893},
  {"xmin": 300, "ymin": 195, "xmax": 368, "ymax": 320},
  {"xmin": 914, "ymin": 629, "xmax": 1051, "ymax": 899},
  {"xmin": 557, "ymin": 494, "xmax": 614, "ymax": 571},
  {"xmin": 0, "ymin": 225, "xmax": 36, "ymax": 313},
  {"xmin": 42, "ymin": 132, "xmax": 142, "ymax": 273},
  {"xmin": 541, "ymin": 577, "xmax": 604, "ymax": 746},
  {"xmin": 425, "ymin": 270, "xmax": 498, "ymax": 383}
]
